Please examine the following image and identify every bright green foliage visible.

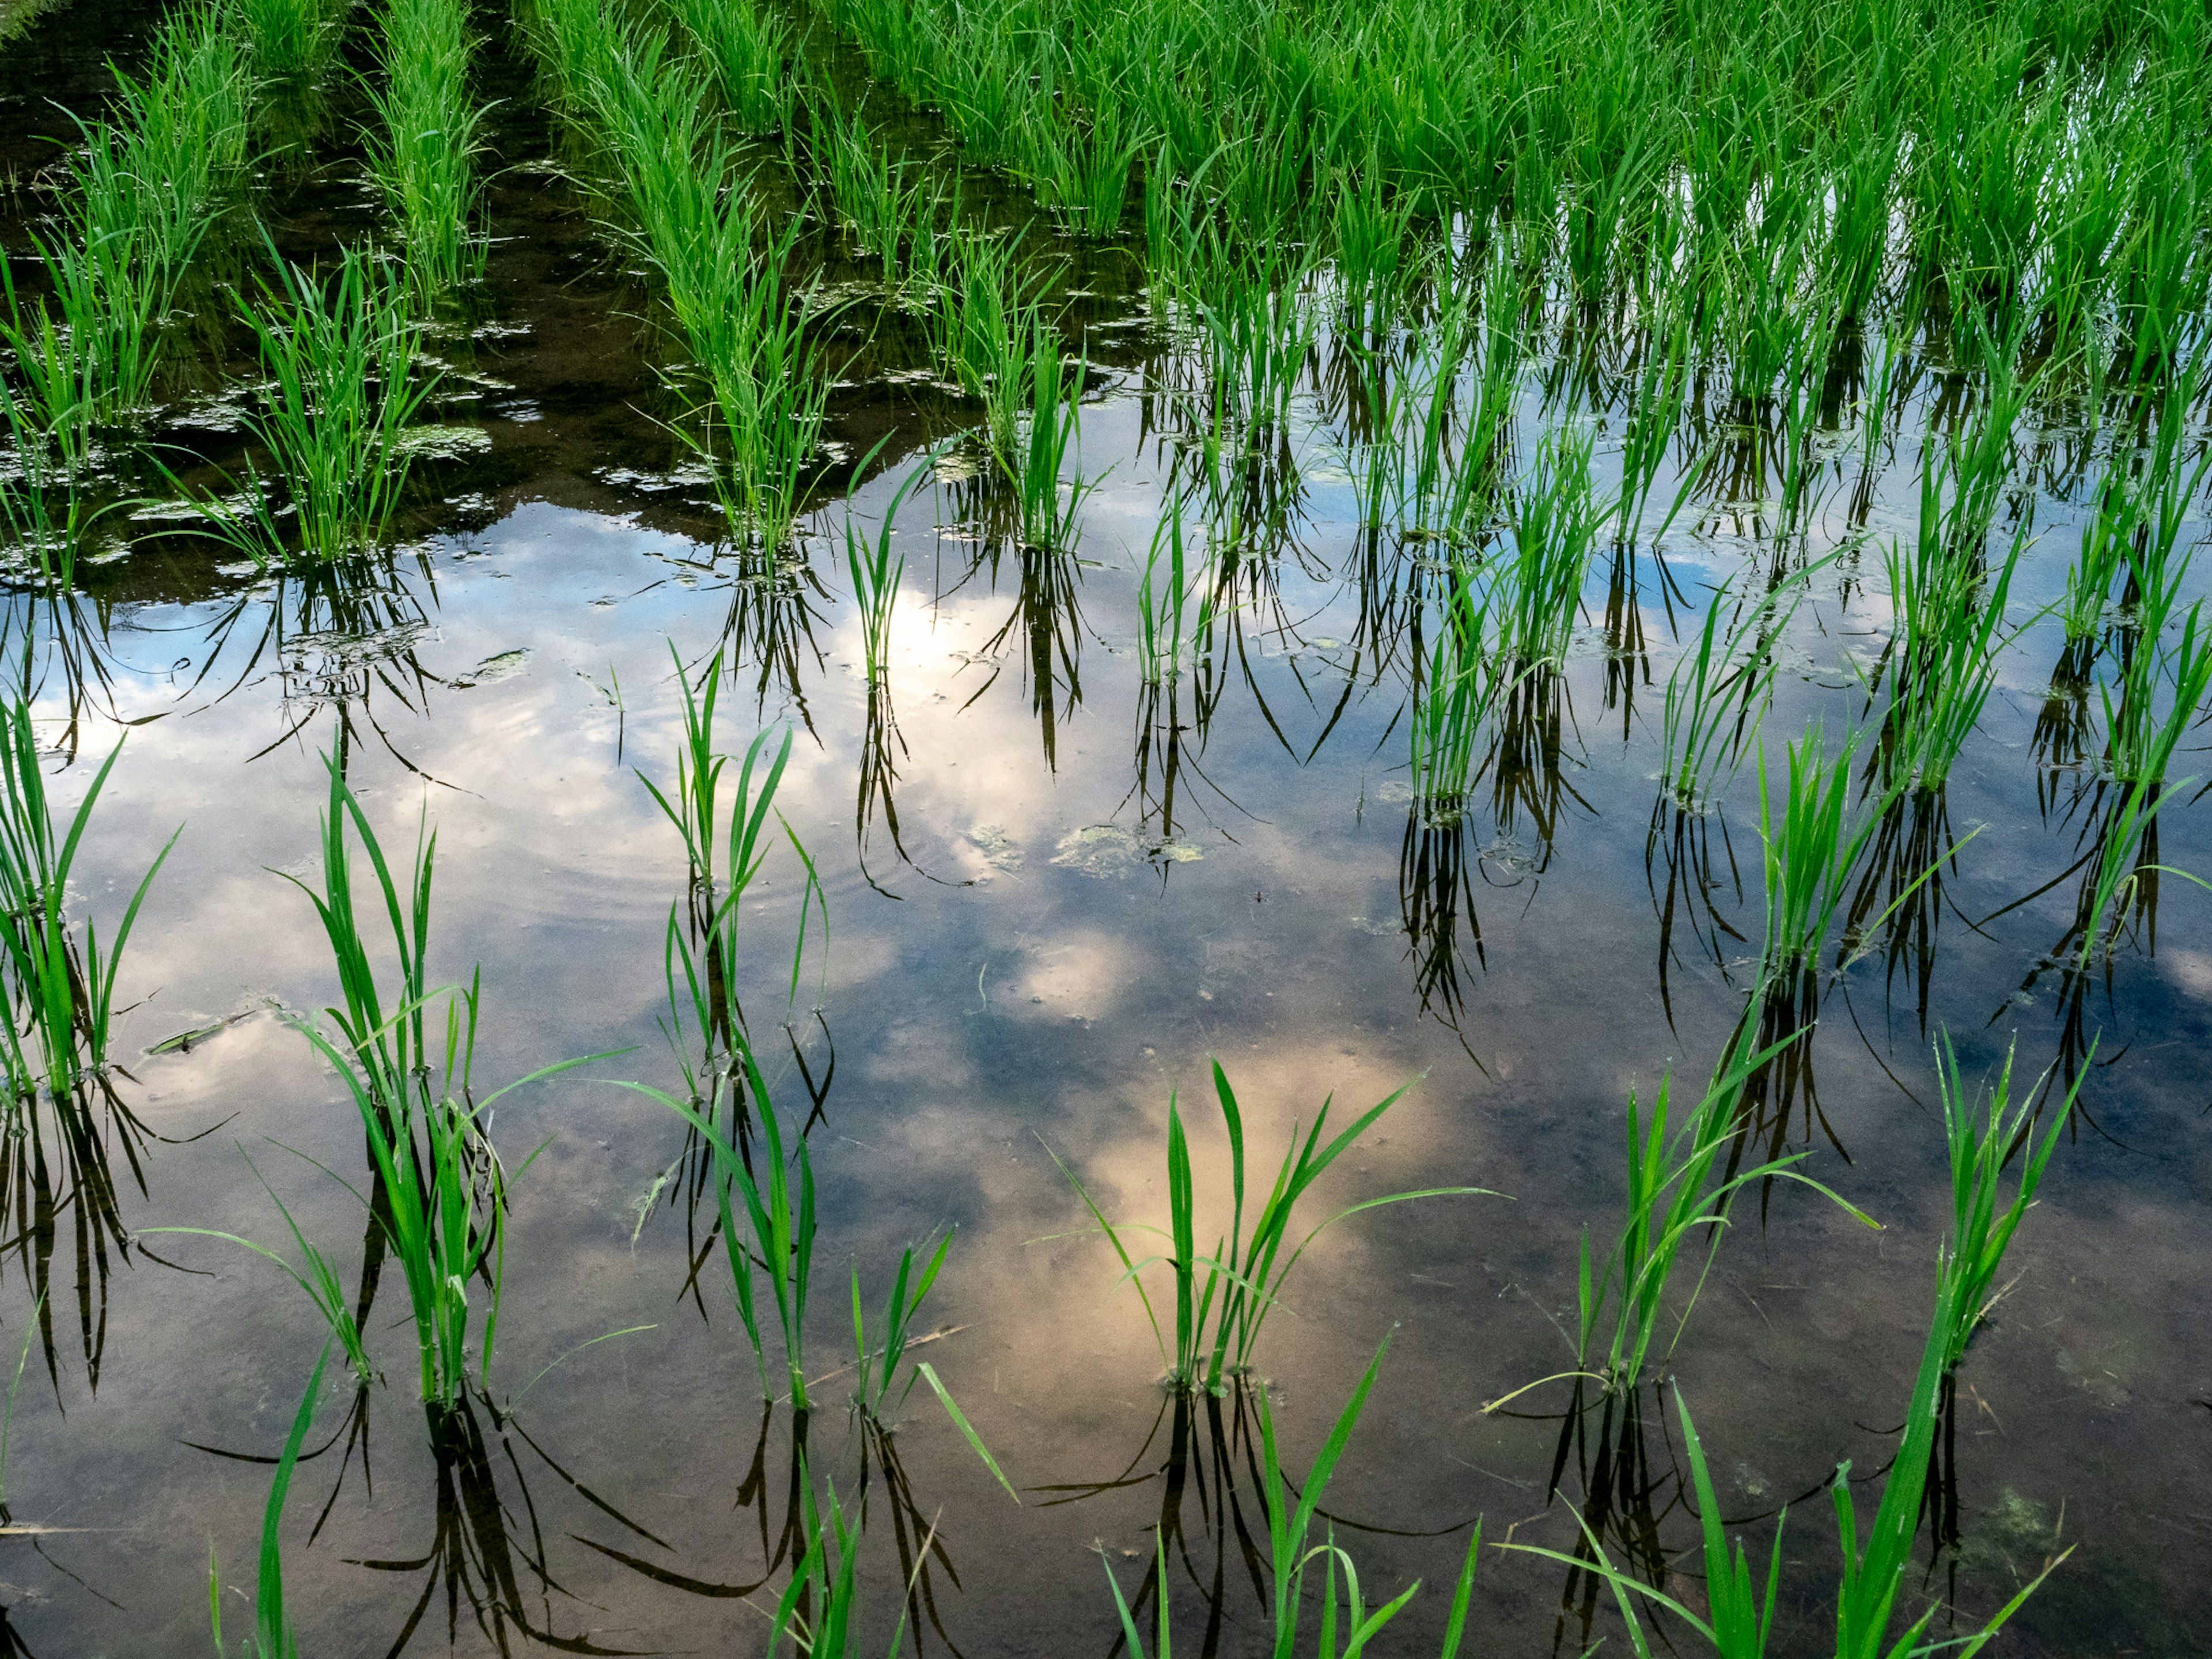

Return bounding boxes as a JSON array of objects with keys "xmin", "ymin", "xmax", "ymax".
[
  {"xmin": 1052, "ymin": 1062, "xmax": 1491, "ymax": 1391},
  {"xmin": 1105, "ymin": 1336, "xmax": 1484, "ymax": 1658},
  {"xmin": 0, "ymin": 698, "xmax": 176, "ymax": 1105},
  {"xmin": 367, "ymin": 0, "xmax": 488, "ymax": 299},
  {"xmin": 204, "ymin": 244, "xmax": 440, "ymax": 561}
]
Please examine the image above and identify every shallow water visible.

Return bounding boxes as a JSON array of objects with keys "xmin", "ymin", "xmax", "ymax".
[{"xmin": 0, "ymin": 9, "xmax": 2209, "ymax": 1658}]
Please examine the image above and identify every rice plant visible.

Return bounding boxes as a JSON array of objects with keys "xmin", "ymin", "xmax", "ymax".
[
  {"xmin": 1876, "ymin": 522, "xmax": 2025, "ymax": 790},
  {"xmin": 237, "ymin": 0, "xmax": 344, "ymax": 78},
  {"xmin": 1017, "ymin": 100, "xmax": 1143, "ymax": 238},
  {"xmin": 282, "ymin": 757, "xmax": 603, "ymax": 1409},
  {"xmin": 365, "ymin": 0, "xmax": 488, "ymax": 300},
  {"xmin": 1931, "ymin": 1034, "xmax": 2078, "ymax": 1375},
  {"xmin": 849, "ymin": 1231, "xmax": 952, "ymax": 1422},
  {"xmin": 1488, "ymin": 426, "xmax": 1605, "ymax": 672},
  {"xmin": 1104, "ymin": 1336, "xmax": 1483, "ymax": 1658},
  {"xmin": 584, "ymin": 23, "xmax": 828, "ymax": 544},
  {"xmin": 1753, "ymin": 724, "xmax": 1894, "ymax": 991},
  {"xmin": 0, "ymin": 697, "xmax": 178, "ymax": 1105},
  {"xmin": 192, "ymin": 244, "xmax": 439, "ymax": 561},
  {"xmin": 815, "ymin": 96, "xmax": 940, "ymax": 278},
  {"xmin": 1508, "ymin": 1036, "xmax": 2077, "ymax": 1657},
  {"xmin": 624, "ymin": 1054, "xmax": 817, "ymax": 1409},
  {"xmin": 1050, "ymin": 1062, "xmax": 1491, "ymax": 1393},
  {"xmin": 209, "ymin": 1342, "xmax": 329, "ymax": 1659},
  {"xmin": 668, "ymin": 0, "xmax": 793, "ymax": 134},
  {"xmin": 1407, "ymin": 567, "xmax": 1512, "ymax": 812},
  {"xmin": 1012, "ymin": 324, "xmax": 1090, "ymax": 544},
  {"xmin": 1133, "ymin": 497, "xmax": 1215, "ymax": 686},
  {"xmin": 1658, "ymin": 567, "xmax": 1815, "ymax": 813}
]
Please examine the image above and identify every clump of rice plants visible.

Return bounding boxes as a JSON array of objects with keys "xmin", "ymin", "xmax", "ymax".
[
  {"xmin": 236, "ymin": 0, "xmax": 344, "ymax": 79},
  {"xmin": 1051, "ymin": 1062, "xmax": 1493, "ymax": 1393},
  {"xmin": 365, "ymin": 0, "xmax": 488, "ymax": 300},
  {"xmin": 1508, "ymin": 1036, "xmax": 2078, "ymax": 1657},
  {"xmin": 584, "ymin": 28, "xmax": 828, "ymax": 544},
  {"xmin": 280, "ymin": 757, "xmax": 604, "ymax": 1410},
  {"xmin": 188, "ymin": 244, "xmax": 440, "ymax": 561},
  {"xmin": 1132, "ymin": 497, "xmax": 1215, "ymax": 686},
  {"xmin": 668, "ymin": 0, "xmax": 794, "ymax": 134},
  {"xmin": 1658, "ymin": 566, "xmax": 1816, "ymax": 813},
  {"xmin": 1874, "ymin": 523, "xmax": 2025, "ymax": 791},
  {"xmin": 1490, "ymin": 425, "xmax": 1605, "ymax": 672},
  {"xmin": 625, "ymin": 1052, "xmax": 817, "ymax": 1409},
  {"xmin": 814, "ymin": 95, "xmax": 941, "ymax": 280}
]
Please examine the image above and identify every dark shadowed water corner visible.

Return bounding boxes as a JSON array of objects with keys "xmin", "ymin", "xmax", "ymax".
[{"xmin": 0, "ymin": 6, "xmax": 2208, "ymax": 1658}]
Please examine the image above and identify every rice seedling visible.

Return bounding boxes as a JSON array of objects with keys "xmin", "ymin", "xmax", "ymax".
[
  {"xmin": 929, "ymin": 230, "xmax": 1046, "ymax": 454},
  {"xmin": 844, "ymin": 491, "xmax": 905, "ymax": 689},
  {"xmin": 0, "ymin": 696, "xmax": 177, "ymax": 1104},
  {"xmin": 1012, "ymin": 324, "xmax": 1092, "ymax": 545},
  {"xmin": 638, "ymin": 644, "xmax": 824, "ymax": 1116},
  {"xmin": 187, "ymin": 243, "xmax": 440, "ymax": 562},
  {"xmin": 1875, "ymin": 521, "xmax": 2026, "ymax": 790},
  {"xmin": 1484, "ymin": 1032, "xmax": 1871, "ymax": 1424},
  {"xmin": 2070, "ymin": 768, "xmax": 2211, "ymax": 969},
  {"xmin": 815, "ymin": 96, "xmax": 940, "ymax": 279},
  {"xmin": 1615, "ymin": 306, "xmax": 1692, "ymax": 549},
  {"xmin": 1931, "ymin": 1034, "xmax": 2080, "ymax": 1374},
  {"xmin": 581, "ymin": 23, "xmax": 828, "ymax": 545},
  {"xmin": 1508, "ymin": 1028, "xmax": 2077, "ymax": 1657},
  {"xmin": 365, "ymin": 0, "xmax": 489, "ymax": 300},
  {"xmin": 849, "ymin": 1231, "xmax": 951, "ymax": 1422},
  {"xmin": 237, "ymin": 0, "xmax": 344, "ymax": 79},
  {"xmin": 623, "ymin": 1054, "xmax": 817, "ymax": 1409},
  {"xmin": 1506, "ymin": 1359, "xmax": 2062, "ymax": 1658},
  {"xmin": 282, "ymin": 756, "xmax": 604, "ymax": 1408},
  {"xmin": 1658, "ymin": 565, "xmax": 1817, "ymax": 813},
  {"xmin": 1407, "ymin": 567, "xmax": 1512, "ymax": 812},
  {"xmin": 1104, "ymin": 1336, "xmax": 1483, "ymax": 1658},
  {"xmin": 1133, "ymin": 496, "xmax": 1216, "ymax": 687},
  {"xmin": 1049, "ymin": 1061, "xmax": 1491, "ymax": 1393},
  {"xmin": 1488, "ymin": 425, "xmax": 1605, "ymax": 671},
  {"xmin": 668, "ymin": 0, "xmax": 793, "ymax": 135},
  {"xmin": 209, "ymin": 1342, "xmax": 329, "ymax": 1659},
  {"xmin": 1016, "ymin": 100, "xmax": 1143, "ymax": 238},
  {"xmin": 1753, "ymin": 724, "xmax": 1897, "ymax": 991}
]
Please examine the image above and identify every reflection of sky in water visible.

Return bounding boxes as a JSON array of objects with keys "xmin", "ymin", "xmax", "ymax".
[{"xmin": 0, "ymin": 365, "xmax": 2208, "ymax": 1653}]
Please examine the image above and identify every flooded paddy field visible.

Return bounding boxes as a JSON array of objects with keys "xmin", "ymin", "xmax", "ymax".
[{"xmin": 0, "ymin": 0, "xmax": 2208, "ymax": 1653}]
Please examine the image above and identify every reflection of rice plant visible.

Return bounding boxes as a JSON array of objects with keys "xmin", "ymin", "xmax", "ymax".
[
  {"xmin": 1051, "ymin": 1063, "xmax": 1489, "ymax": 1393},
  {"xmin": 1106, "ymin": 1335, "xmax": 1483, "ymax": 1657},
  {"xmin": 668, "ymin": 0, "xmax": 792, "ymax": 134}
]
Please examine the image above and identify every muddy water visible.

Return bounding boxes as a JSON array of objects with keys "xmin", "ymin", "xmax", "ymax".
[{"xmin": 0, "ymin": 7, "xmax": 2207, "ymax": 1658}]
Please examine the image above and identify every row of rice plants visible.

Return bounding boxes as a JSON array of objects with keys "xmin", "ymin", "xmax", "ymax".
[
  {"xmin": 527, "ymin": 0, "xmax": 830, "ymax": 546},
  {"xmin": 365, "ymin": 0, "xmax": 488, "ymax": 301},
  {"xmin": 0, "ymin": 1, "xmax": 253, "ymax": 575}
]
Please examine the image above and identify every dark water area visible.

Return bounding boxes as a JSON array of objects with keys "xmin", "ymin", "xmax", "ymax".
[{"xmin": 0, "ymin": 5, "xmax": 2206, "ymax": 1657}]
